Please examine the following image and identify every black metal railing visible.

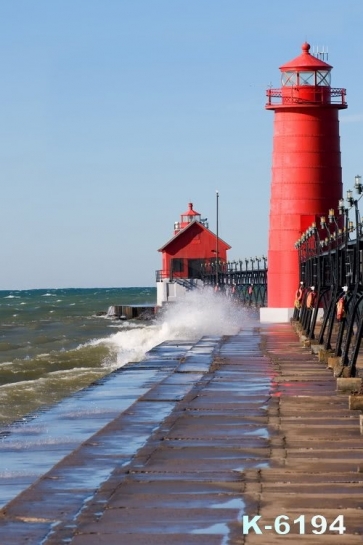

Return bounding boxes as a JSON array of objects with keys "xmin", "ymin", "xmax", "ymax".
[
  {"xmin": 200, "ymin": 258, "xmax": 267, "ymax": 307},
  {"xmin": 294, "ymin": 179, "xmax": 363, "ymax": 376},
  {"xmin": 156, "ymin": 257, "xmax": 268, "ymax": 307}
]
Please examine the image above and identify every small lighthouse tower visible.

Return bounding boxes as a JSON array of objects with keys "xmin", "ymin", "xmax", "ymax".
[{"xmin": 261, "ymin": 43, "xmax": 347, "ymax": 323}]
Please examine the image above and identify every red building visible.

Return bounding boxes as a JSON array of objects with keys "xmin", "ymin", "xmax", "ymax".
[
  {"xmin": 156, "ymin": 202, "xmax": 231, "ymax": 306},
  {"xmin": 261, "ymin": 43, "xmax": 347, "ymax": 323}
]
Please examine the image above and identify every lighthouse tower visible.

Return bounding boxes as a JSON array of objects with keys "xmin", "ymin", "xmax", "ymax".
[{"xmin": 261, "ymin": 43, "xmax": 347, "ymax": 323}]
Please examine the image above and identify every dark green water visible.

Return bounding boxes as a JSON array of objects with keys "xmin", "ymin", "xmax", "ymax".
[
  {"xmin": 0, "ymin": 287, "xmax": 156, "ymax": 426},
  {"xmin": 0, "ymin": 286, "xmax": 250, "ymax": 428}
]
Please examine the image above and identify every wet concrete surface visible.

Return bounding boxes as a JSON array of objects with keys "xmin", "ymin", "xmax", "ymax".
[
  {"xmin": 1, "ymin": 323, "xmax": 363, "ymax": 543},
  {"xmin": 0, "ymin": 368, "xmax": 172, "ymax": 509}
]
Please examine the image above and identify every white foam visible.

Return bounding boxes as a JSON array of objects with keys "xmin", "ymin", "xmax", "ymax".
[
  {"xmin": 158, "ymin": 288, "xmax": 245, "ymax": 339},
  {"xmin": 93, "ymin": 289, "xmax": 248, "ymax": 369}
]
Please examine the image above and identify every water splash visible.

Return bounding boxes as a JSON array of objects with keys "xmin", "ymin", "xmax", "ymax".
[
  {"xmin": 159, "ymin": 288, "xmax": 246, "ymax": 338},
  {"xmin": 100, "ymin": 289, "xmax": 248, "ymax": 368}
]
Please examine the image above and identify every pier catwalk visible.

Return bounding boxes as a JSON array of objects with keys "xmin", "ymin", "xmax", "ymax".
[{"xmin": 1, "ymin": 322, "xmax": 363, "ymax": 543}]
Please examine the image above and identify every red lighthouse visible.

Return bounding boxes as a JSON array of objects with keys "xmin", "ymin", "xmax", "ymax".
[
  {"xmin": 261, "ymin": 43, "xmax": 347, "ymax": 322},
  {"xmin": 156, "ymin": 202, "xmax": 231, "ymax": 306}
]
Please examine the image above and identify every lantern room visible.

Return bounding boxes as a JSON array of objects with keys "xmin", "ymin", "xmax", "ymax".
[
  {"xmin": 173, "ymin": 202, "xmax": 208, "ymax": 235},
  {"xmin": 266, "ymin": 42, "xmax": 347, "ymax": 108}
]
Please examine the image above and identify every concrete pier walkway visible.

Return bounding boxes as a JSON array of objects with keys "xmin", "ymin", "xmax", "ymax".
[{"xmin": 1, "ymin": 322, "xmax": 363, "ymax": 544}]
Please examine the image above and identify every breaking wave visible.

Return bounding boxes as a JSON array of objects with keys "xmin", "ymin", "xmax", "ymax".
[{"xmin": 97, "ymin": 289, "xmax": 249, "ymax": 368}]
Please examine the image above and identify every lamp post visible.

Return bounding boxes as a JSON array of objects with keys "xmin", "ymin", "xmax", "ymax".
[
  {"xmin": 328, "ymin": 208, "xmax": 343, "ymax": 242},
  {"xmin": 215, "ymin": 190, "xmax": 219, "ymax": 287},
  {"xmin": 346, "ymin": 176, "xmax": 362, "ymax": 285},
  {"xmin": 327, "ymin": 210, "xmax": 341, "ymax": 287},
  {"xmin": 337, "ymin": 176, "xmax": 363, "ymax": 370},
  {"xmin": 313, "ymin": 216, "xmax": 338, "ymax": 348},
  {"xmin": 354, "ymin": 175, "xmax": 363, "ymax": 285}
]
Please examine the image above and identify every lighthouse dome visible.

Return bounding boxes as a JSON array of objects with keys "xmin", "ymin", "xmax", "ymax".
[{"xmin": 279, "ymin": 42, "xmax": 332, "ymax": 71}]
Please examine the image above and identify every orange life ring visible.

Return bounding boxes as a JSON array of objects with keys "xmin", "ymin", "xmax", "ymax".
[
  {"xmin": 295, "ymin": 287, "xmax": 303, "ymax": 302},
  {"xmin": 306, "ymin": 291, "xmax": 316, "ymax": 309},
  {"xmin": 336, "ymin": 297, "xmax": 346, "ymax": 321},
  {"xmin": 294, "ymin": 287, "xmax": 304, "ymax": 308}
]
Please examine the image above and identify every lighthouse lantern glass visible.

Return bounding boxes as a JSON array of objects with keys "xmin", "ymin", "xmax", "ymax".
[
  {"xmin": 299, "ymin": 71, "xmax": 315, "ymax": 85},
  {"xmin": 282, "ymin": 70, "xmax": 331, "ymax": 88},
  {"xmin": 181, "ymin": 214, "xmax": 201, "ymax": 223},
  {"xmin": 316, "ymin": 71, "xmax": 331, "ymax": 86},
  {"xmin": 282, "ymin": 71, "xmax": 297, "ymax": 86}
]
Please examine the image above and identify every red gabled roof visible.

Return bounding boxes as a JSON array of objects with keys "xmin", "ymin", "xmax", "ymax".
[
  {"xmin": 158, "ymin": 221, "xmax": 231, "ymax": 252},
  {"xmin": 280, "ymin": 42, "xmax": 332, "ymax": 71}
]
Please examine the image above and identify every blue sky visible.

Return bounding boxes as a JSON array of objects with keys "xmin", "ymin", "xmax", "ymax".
[{"xmin": 1, "ymin": 0, "xmax": 363, "ymax": 289}]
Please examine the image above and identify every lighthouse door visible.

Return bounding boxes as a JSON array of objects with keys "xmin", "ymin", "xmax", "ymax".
[{"xmin": 188, "ymin": 259, "xmax": 202, "ymax": 279}]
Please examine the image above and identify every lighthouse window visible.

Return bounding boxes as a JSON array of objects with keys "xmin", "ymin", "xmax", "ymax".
[
  {"xmin": 281, "ymin": 71, "xmax": 296, "ymax": 86},
  {"xmin": 299, "ymin": 71, "xmax": 315, "ymax": 85},
  {"xmin": 172, "ymin": 258, "xmax": 184, "ymax": 273},
  {"xmin": 316, "ymin": 70, "xmax": 331, "ymax": 86}
]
